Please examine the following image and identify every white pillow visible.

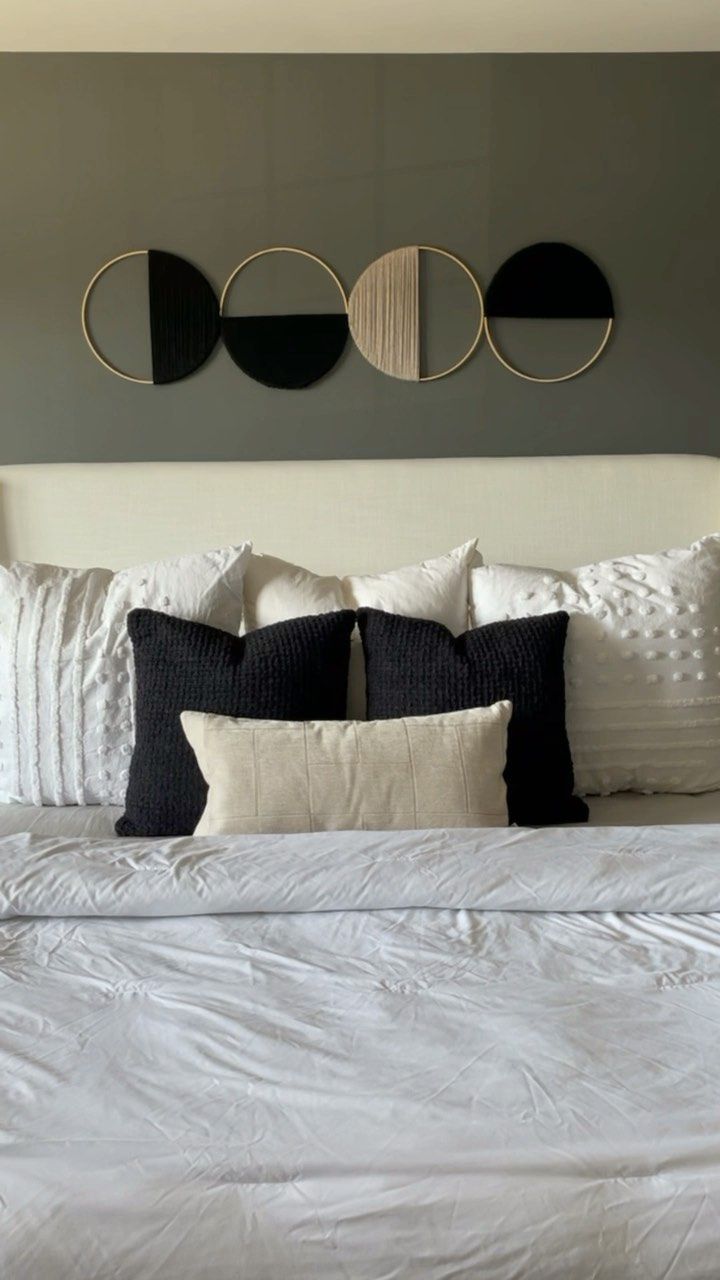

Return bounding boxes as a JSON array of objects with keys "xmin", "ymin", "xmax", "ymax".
[
  {"xmin": 243, "ymin": 541, "xmax": 478, "ymax": 717},
  {"xmin": 244, "ymin": 541, "xmax": 478, "ymax": 633},
  {"xmin": 182, "ymin": 702, "xmax": 511, "ymax": 835},
  {"xmin": 0, "ymin": 544, "xmax": 251, "ymax": 806},
  {"xmin": 470, "ymin": 535, "xmax": 720, "ymax": 796}
]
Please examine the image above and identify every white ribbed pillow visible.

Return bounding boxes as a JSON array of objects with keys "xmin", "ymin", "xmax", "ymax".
[
  {"xmin": 182, "ymin": 702, "xmax": 511, "ymax": 835},
  {"xmin": 0, "ymin": 545, "xmax": 251, "ymax": 806},
  {"xmin": 470, "ymin": 535, "xmax": 720, "ymax": 796}
]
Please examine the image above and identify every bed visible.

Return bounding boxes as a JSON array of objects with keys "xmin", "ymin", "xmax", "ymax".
[{"xmin": 1, "ymin": 454, "xmax": 720, "ymax": 1278}]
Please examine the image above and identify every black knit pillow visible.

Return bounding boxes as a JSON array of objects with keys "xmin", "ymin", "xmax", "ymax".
[
  {"xmin": 117, "ymin": 608, "xmax": 356, "ymax": 837},
  {"xmin": 357, "ymin": 608, "xmax": 587, "ymax": 827}
]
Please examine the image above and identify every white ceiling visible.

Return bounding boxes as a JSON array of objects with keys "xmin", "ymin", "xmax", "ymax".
[{"xmin": 4, "ymin": 0, "xmax": 720, "ymax": 52}]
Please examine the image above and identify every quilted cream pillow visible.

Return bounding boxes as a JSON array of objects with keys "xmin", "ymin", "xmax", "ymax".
[
  {"xmin": 182, "ymin": 702, "xmax": 511, "ymax": 835},
  {"xmin": 470, "ymin": 535, "xmax": 720, "ymax": 795}
]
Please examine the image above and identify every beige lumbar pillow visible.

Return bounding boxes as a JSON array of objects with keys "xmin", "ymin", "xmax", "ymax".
[{"xmin": 182, "ymin": 702, "xmax": 511, "ymax": 836}]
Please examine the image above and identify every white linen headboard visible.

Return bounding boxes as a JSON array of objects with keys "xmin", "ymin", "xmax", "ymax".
[{"xmin": 0, "ymin": 456, "xmax": 717, "ymax": 572}]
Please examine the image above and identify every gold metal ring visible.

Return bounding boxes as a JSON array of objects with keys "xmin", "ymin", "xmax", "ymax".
[
  {"xmin": 416, "ymin": 246, "xmax": 484, "ymax": 382},
  {"xmin": 220, "ymin": 246, "xmax": 348, "ymax": 314},
  {"xmin": 483, "ymin": 315, "xmax": 613, "ymax": 383},
  {"xmin": 81, "ymin": 250, "xmax": 153, "ymax": 385}
]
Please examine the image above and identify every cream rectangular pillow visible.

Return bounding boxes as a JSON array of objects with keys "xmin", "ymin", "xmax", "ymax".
[
  {"xmin": 243, "ymin": 541, "xmax": 479, "ymax": 717},
  {"xmin": 182, "ymin": 702, "xmax": 511, "ymax": 835},
  {"xmin": 470, "ymin": 535, "xmax": 720, "ymax": 796}
]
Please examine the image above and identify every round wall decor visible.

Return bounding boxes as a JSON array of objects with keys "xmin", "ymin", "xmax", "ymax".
[
  {"xmin": 348, "ymin": 245, "xmax": 484, "ymax": 382},
  {"xmin": 220, "ymin": 247, "xmax": 349, "ymax": 389},
  {"xmin": 484, "ymin": 242, "xmax": 614, "ymax": 383},
  {"xmin": 81, "ymin": 250, "xmax": 220, "ymax": 384}
]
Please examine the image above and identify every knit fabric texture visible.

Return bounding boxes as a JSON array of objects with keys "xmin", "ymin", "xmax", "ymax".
[
  {"xmin": 357, "ymin": 608, "xmax": 588, "ymax": 827},
  {"xmin": 117, "ymin": 608, "xmax": 356, "ymax": 837}
]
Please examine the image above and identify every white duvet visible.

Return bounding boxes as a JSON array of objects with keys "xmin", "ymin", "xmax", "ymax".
[{"xmin": 2, "ymin": 824, "xmax": 720, "ymax": 1279}]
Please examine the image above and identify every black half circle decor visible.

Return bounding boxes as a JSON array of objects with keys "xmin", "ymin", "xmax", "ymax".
[
  {"xmin": 486, "ymin": 242, "xmax": 614, "ymax": 319},
  {"xmin": 81, "ymin": 249, "xmax": 220, "ymax": 384},
  {"xmin": 220, "ymin": 247, "xmax": 349, "ymax": 390},
  {"xmin": 484, "ymin": 242, "xmax": 614, "ymax": 382},
  {"xmin": 147, "ymin": 250, "xmax": 221, "ymax": 384},
  {"xmin": 222, "ymin": 313, "xmax": 349, "ymax": 390}
]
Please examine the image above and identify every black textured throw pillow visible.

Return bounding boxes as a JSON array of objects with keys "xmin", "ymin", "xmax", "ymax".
[
  {"xmin": 357, "ymin": 608, "xmax": 588, "ymax": 827},
  {"xmin": 117, "ymin": 608, "xmax": 356, "ymax": 837}
]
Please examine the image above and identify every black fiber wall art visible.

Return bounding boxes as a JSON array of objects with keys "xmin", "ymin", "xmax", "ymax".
[
  {"xmin": 82, "ymin": 240, "xmax": 615, "ymax": 388},
  {"xmin": 148, "ymin": 251, "xmax": 221, "ymax": 385},
  {"xmin": 484, "ymin": 242, "xmax": 615, "ymax": 382},
  {"xmin": 220, "ymin": 248, "xmax": 349, "ymax": 389},
  {"xmin": 82, "ymin": 250, "xmax": 220, "ymax": 385}
]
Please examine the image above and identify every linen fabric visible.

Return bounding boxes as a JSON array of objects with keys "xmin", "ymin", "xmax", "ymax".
[
  {"xmin": 182, "ymin": 702, "xmax": 511, "ymax": 835},
  {"xmin": 243, "ymin": 541, "xmax": 478, "ymax": 633}
]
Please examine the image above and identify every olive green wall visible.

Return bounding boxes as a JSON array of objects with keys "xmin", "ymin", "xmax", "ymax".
[{"xmin": 1, "ymin": 53, "xmax": 718, "ymax": 461}]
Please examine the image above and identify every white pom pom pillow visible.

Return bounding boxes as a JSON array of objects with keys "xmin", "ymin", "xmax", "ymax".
[{"xmin": 471, "ymin": 534, "xmax": 720, "ymax": 796}]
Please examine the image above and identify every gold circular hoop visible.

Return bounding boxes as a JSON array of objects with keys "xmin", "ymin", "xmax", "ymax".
[
  {"xmin": 220, "ymin": 246, "xmax": 348, "ymax": 314},
  {"xmin": 483, "ymin": 315, "xmax": 613, "ymax": 384},
  {"xmin": 81, "ymin": 250, "xmax": 153, "ymax": 385},
  {"xmin": 416, "ymin": 246, "xmax": 484, "ymax": 382}
]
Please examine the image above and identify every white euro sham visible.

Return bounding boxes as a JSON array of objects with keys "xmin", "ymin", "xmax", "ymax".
[{"xmin": 243, "ymin": 540, "xmax": 478, "ymax": 634}]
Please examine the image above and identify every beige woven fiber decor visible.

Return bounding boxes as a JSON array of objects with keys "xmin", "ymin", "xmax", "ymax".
[
  {"xmin": 182, "ymin": 703, "xmax": 512, "ymax": 835},
  {"xmin": 348, "ymin": 246, "xmax": 420, "ymax": 381}
]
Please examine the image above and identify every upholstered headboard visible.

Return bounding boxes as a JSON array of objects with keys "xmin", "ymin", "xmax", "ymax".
[{"xmin": 0, "ymin": 456, "xmax": 717, "ymax": 572}]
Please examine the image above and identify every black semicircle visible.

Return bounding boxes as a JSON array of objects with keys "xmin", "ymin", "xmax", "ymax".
[
  {"xmin": 222, "ymin": 314, "xmax": 349, "ymax": 389},
  {"xmin": 486, "ymin": 243, "xmax": 614, "ymax": 319},
  {"xmin": 148, "ymin": 250, "xmax": 220, "ymax": 384}
]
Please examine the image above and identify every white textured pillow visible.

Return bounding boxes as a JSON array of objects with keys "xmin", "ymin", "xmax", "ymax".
[
  {"xmin": 182, "ymin": 702, "xmax": 511, "ymax": 835},
  {"xmin": 244, "ymin": 541, "xmax": 478, "ymax": 717},
  {"xmin": 470, "ymin": 535, "xmax": 720, "ymax": 796},
  {"xmin": 0, "ymin": 544, "xmax": 251, "ymax": 806}
]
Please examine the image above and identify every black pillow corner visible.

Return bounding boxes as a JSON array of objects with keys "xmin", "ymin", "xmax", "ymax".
[
  {"xmin": 116, "ymin": 607, "xmax": 356, "ymax": 838},
  {"xmin": 357, "ymin": 606, "xmax": 588, "ymax": 828}
]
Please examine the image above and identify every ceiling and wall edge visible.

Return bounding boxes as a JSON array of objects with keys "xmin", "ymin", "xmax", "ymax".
[{"xmin": 4, "ymin": 0, "xmax": 720, "ymax": 53}]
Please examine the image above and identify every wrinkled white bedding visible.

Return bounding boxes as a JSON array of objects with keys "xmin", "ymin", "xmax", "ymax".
[
  {"xmin": 2, "ymin": 824, "xmax": 720, "ymax": 1279},
  {"xmin": 0, "ymin": 804, "xmax": 121, "ymax": 837},
  {"xmin": 2, "ymin": 787, "xmax": 720, "ymax": 842}
]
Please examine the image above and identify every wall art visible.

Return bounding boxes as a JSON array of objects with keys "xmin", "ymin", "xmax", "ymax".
[
  {"xmin": 82, "ymin": 241, "xmax": 614, "ymax": 387},
  {"xmin": 484, "ymin": 242, "xmax": 615, "ymax": 383},
  {"xmin": 81, "ymin": 250, "xmax": 220, "ymax": 384},
  {"xmin": 220, "ymin": 247, "xmax": 349, "ymax": 389},
  {"xmin": 347, "ymin": 245, "xmax": 484, "ymax": 382}
]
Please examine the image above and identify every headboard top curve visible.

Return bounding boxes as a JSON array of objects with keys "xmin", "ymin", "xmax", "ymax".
[{"xmin": 0, "ymin": 455, "xmax": 716, "ymax": 572}]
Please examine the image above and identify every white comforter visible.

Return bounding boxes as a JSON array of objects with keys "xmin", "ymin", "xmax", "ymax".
[{"xmin": 2, "ymin": 825, "xmax": 720, "ymax": 1279}]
